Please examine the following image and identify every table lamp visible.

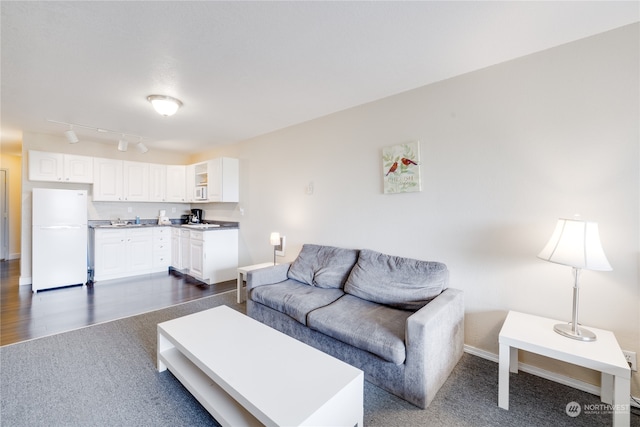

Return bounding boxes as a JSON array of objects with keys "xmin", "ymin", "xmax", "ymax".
[
  {"xmin": 537, "ymin": 218, "xmax": 612, "ymax": 341},
  {"xmin": 270, "ymin": 232, "xmax": 282, "ymax": 265}
]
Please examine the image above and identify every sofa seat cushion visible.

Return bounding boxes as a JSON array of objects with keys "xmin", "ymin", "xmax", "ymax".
[
  {"xmin": 344, "ymin": 249, "xmax": 449, "ymax": 311},
  {"xmin": 250, "ymin": 279, "xmax": 345, "ymax": 325},
  {"xmin": 307, "ymin": 294, "xmax": 411, "ymax": 364},
  {"xmin": 287, "ymin": 244, "xmax": 359, "ymax": 289}
]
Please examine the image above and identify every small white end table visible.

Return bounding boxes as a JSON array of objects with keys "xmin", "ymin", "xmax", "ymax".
[
  {"xmin": 236, "ymin": 262, "xmax": 275, "ymax": 303},
  {"xmin": 498, "ymin": 311, "xmax": 630, "ymax": 426}
]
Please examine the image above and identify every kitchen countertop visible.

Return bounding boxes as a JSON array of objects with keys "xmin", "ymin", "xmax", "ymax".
[{"xmin": 88, "ymin": 220, "xmax": 239, "ymax": 230}]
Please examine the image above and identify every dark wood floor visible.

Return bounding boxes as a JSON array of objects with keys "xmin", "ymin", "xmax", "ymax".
[{"xmin": 0, "ymin": 259, "xmax": 235, "ymax": 346}]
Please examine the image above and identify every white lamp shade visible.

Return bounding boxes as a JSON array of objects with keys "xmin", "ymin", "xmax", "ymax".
[
  {"xmin": 537, "ymin": 218, "xmax": 611, "ymax": 271},
  {"xmin": 270, "ymin": 232, "xmax": 281, "ymax": 246}
]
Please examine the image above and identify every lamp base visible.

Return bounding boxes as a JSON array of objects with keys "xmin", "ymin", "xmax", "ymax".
[{"xmin": 553, "ymin": 323, "xmax": 597, "ymax": 342}]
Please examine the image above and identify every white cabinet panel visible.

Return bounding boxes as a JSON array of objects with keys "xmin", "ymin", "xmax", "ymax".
[
  {"xmin": 29, "ymin": 151, "xmax": 93, "ymax": 183},
  {"xmin": 153, "ymin": 227, "xmax": 172, "ymax": 269},
  {"xmin": 187, "ymin": 158, "xmax": 239, "ymax": 203},
  {"xmin": 127, "ymin": 228, "xmax": 153, "ymax": 273},
  {"xmin": 93, "ymin": 227, "xmax": 170, "ymax": 281},
  {"xmin": 166, "ymin": 165, "xmax": 187, "ymax": 203},
  {"xmin": 182, "ymin": 228, "xmax": 238, "ymax": 284},
  {"xmin": 93, "ymin": 158, "xmax": 124, "ymax": 201},
  {"xmin": 171, "ymin": 227, "xmax": 182, "ymax": 270},
  {"xmin": 149, "ymin": 163, "xmax": 167, "ymax": 202},
  {"xmin": 189, "ymin": 237, "xmax": 205, "ymax": 280},
  {"xmin": 93, "ymin": 229, "xmax": 127, "ymax": 279},
  {"xmin": 63, "ymin": 154, "xmax": 94, "ymax": 183},
  {"xmin": 123, "ymin": 161, "xmax": 149, "ymax": 201},
  {"xmin": 208, "ymin": 157, "xmax": 239, "ymax": 202}
]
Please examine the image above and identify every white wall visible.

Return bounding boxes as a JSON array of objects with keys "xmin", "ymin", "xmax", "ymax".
[{"xmin": 200, "ymin": 24, "xmax": 640, "ymax": 393}]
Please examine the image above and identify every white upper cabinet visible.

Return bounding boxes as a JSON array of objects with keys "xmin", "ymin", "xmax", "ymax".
[
  {"xmin": 123, "ymin": 161, "xmax": 149, "ymax": 201},
  {"xmin": 189, "ymin": 158, "xmax": 239, "ymax": 203},
  {"xmin": 208, "ymin": 157, "xmax": 239, "ymax": 202},
  {"xmin": 32, "ymin": 151, "xmax": 237, "ymax": 204},
  {"xmin": 166, "ymin": 165, "xmax": 187, "ymax": 203},
  {"xmin": 149, "ymin": 163, "xmax": 167, "ymax": 202},
  {"xmin": 29, "ymin": 150, "xmax": 93, "ymax": 183},
  {"xmin": 93, "ymin": 157, "xmax": 123, "ymax": 201}
]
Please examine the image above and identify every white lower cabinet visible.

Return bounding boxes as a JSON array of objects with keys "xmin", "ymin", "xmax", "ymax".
[
  {"xmin": 189, "ymin": 235, "xmax": 205, "ymax": 279},
  {"xmin": 93, "ymin": 226, "xmax": 171, "ymax": 282},
  {"xmin": 171, "ymin": 228, "xmax": 191, "ymax": 272},
  {"xmin": 187, "ymin": 229, "xmax": 238, "ymax": 284},
  {"xmin": 152, "ymin": 227, "xmax": 172, "ymax": 270},
  {"xmin": 93, "ymin": 229, "xmax": 128, "ymax": 280}
]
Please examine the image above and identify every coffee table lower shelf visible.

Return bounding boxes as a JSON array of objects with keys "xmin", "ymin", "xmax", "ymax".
[
  {"xmin": 159, "ymin": 347, "xmax": 261, "ymax": 427},
  {"xmin": 157, "ymin": 305, "xmax": 364, "ymax": 427}
]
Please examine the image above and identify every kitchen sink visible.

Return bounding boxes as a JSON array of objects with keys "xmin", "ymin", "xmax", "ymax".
[{"xmin": 95, "ymin": 223, "xmax": 143, "ymax": 228}]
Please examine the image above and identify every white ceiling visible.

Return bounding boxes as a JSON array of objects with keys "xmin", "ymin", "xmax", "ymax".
[{"xmin": 1, "ymin": 1, "xmax": 638, "ymax": 156}]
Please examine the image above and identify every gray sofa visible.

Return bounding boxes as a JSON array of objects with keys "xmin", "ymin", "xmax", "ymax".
[{"xmin": 246, "ymin": 244, "xmax": 464, "ymax": 408}]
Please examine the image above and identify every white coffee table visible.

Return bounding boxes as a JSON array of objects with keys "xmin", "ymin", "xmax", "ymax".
[
  {"xmin": 158, "ymin": 305, "xmax": 364, "ymax": 426},
  {"xmin": 498, "ymin": 311, "xmax": 630, "ymax": 426},
  {"xmin": 236, "ymin": 262, "xmax": 274, "ymax": 303}
]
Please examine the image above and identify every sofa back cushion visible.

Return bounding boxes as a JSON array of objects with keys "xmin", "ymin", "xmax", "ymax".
[
  {"xmin": 287, "ymin": 244, "xmax": 359, "ymax": 289},
  {"xmin": 344, "ymin": 249, "xmax": 449, "ymax": 311}
]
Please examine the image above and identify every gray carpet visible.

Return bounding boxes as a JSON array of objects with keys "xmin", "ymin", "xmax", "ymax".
[{"xmin": 1, "ymin": 290, "xmax": 637, "ymax": 426}]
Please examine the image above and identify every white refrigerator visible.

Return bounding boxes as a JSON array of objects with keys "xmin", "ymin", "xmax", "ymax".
[{"xmin": 32, "ymin": 188, "xmax": 88, "ymax": 292}]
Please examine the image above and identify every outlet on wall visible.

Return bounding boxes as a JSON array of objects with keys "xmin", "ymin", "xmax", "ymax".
[{"xmin": 623, "ymin": 350, "xmax": 637, "ymax": 371}]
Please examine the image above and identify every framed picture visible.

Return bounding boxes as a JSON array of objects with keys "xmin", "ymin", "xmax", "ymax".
[{"xmin": 382, "ymin": 141, "xmax": 421, "ymax": 194}]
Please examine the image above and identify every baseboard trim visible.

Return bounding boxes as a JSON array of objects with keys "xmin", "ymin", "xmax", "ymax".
[{"xmin": 463, "ymin": 344, "xmax": 639, "ymax": 409}]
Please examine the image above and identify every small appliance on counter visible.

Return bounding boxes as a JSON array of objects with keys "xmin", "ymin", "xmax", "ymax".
[
  {"xmin": 189, "ymin": 208, "xmax": 203, "ymax": 224},
  {"xmin": 158, "ymin": 210, "xmax": 171, "ymax": 225}
]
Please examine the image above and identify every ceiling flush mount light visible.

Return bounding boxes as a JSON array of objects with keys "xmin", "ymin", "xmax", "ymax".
[{"xmin": 147, "ymin": 95, "xmax": 183, "ymax": 117}]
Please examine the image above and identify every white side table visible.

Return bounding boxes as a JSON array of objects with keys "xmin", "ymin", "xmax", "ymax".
[
  {"xmin": 498, "ymin": 311, "xmax": 630, "ymax": 426},
  {"xmin": 236, "ymin": 262, "xmax": 275, "ymax": 303}
]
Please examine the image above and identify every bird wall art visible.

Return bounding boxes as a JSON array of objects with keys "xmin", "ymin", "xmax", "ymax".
[{"xmin": 382, "ymin": 141, "xmax": 422, "ymax": 194}]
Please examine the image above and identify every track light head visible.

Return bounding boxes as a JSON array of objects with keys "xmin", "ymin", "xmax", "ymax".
[
  {"xmin": 135, "ymin": 142, "xmax": 148, "ymax": 153},
  {"xmin": 65, "ymin": 129, "xmax": 79, "ymax": 144},
  {"xmin": 49, "ymin": 119, "xmax": 150, "ymax": 153}
]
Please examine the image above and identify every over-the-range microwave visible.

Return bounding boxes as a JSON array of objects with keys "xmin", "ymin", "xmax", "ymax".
[{"xmin": 194, "ymin": 186, "xmax": 207, "ymax": 200}]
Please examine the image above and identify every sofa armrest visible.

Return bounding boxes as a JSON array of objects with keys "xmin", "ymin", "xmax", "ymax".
[
  {"xmin": 246, "ymin": 263, "xmax": 291, "ymax": 291},
  {"xmin": 404, "ymin": 288, "xmax": 464, "ymax": 408}
]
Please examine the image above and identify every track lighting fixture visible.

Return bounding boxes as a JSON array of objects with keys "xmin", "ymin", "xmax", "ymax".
[
  {"xmin": 147, "ymin": 95, "xmax": 183, "ymax": 117},
  {"xmin": 135, "ymin": 141, "xmax": 148, "ymax": 153},
  {"xmin": 64, "ymin": 126, "xmax": 79, "ymax": 144},
  {"xmin": 48, "ymin": 119, "xmax": 149, "ymax": 154},
  {"xmin": 117, "ymin": 137, "xmax": 128, "ymax": 152}
]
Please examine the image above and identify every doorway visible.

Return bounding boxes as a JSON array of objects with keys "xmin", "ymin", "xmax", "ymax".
[{"xmin": 0, "ymin": 169, "xmax": 8, "ymax": 260}]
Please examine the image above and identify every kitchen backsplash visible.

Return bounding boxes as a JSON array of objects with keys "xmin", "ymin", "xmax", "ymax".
[{"xmin": 88, "ymin": 200, "xmax": 191, "ymax": 222}]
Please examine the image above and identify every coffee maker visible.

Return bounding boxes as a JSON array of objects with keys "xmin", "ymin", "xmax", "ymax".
[{"xmin": 189, "ymin": 209, "xmax": 203, "ymax": 224}]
